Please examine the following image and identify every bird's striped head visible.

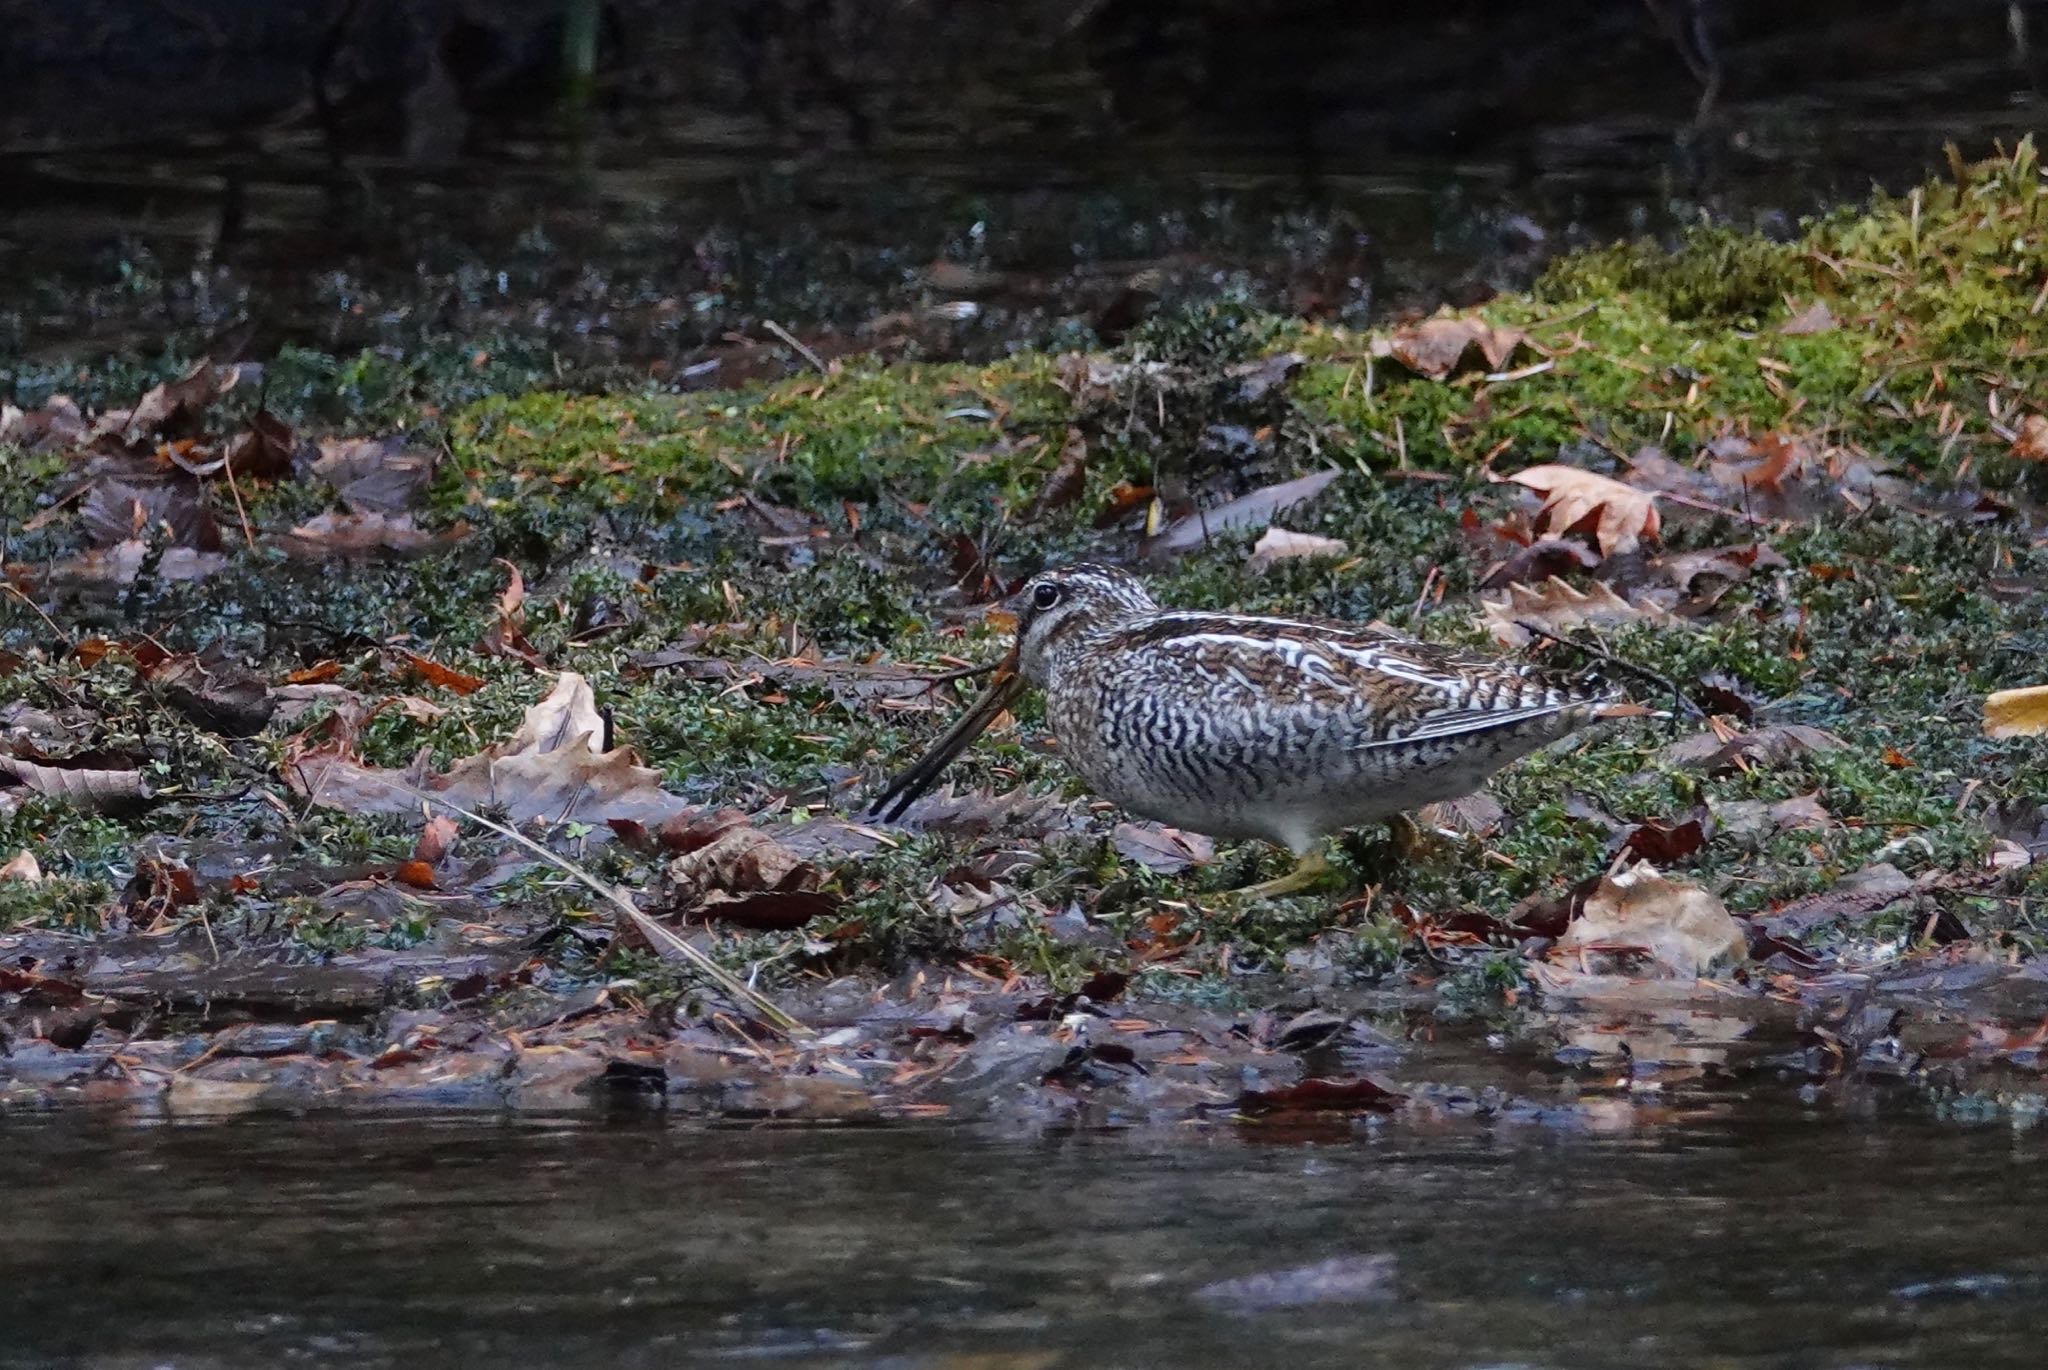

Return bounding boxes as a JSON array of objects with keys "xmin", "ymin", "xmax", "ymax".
[{"xmin": 1010, "ymin": 563, "xmax": 1158, "ymax": 684}]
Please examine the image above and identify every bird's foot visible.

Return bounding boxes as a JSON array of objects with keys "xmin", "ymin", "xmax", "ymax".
[
  {"xmin": 1387, "ymin": 812, "xmax": 1430, "ymax": 862},
  {"xmin": 1218, "ymin": 846, "xmax": 1334, "ymax": 905}
]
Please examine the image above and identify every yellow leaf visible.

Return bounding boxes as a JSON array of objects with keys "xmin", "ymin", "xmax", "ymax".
[{"xmin": 1985, "ymin": 685, "xmax": 2048, "ymax": 737}]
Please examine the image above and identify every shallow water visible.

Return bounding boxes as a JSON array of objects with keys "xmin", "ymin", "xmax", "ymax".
[{"xmin": 4, "ymin": 1107, "xmax": 2045, "ymax": 1368}]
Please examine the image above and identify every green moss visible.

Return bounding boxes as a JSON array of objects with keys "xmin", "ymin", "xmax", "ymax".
[{"xmin": 6, "ymin": 144, "xmax": 2048, "ymax": 997}]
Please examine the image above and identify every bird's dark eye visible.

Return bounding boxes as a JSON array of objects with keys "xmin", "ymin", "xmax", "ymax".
[{"xmin": 1031, "ymin": 582, "xmax": 1062, "ymax": 611}]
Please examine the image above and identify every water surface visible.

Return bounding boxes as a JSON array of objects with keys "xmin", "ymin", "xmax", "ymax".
[{"xmin": 4, "ymin": 1108, "xmax": 2043, "ymax": 1368}]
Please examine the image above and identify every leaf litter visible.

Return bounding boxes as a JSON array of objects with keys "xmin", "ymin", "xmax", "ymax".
[{"xmin": 8, "ymin": 150, "xmax": 2048, "ymax": 1127}]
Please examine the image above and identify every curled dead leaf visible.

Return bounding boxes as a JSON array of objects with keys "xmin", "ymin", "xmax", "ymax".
[
  {"xmin": 2012, "ymin": 415, "xmax": 2048, "ymax": 463},
  {"xmin": 1247, "ymin": 527, "xmax": 1348, "ymax": 573},
  {"xmin": 1553, "ymin": 862, "xmax": 1747, "ymax": 978},
  {"xmin": 273, "ymin": 513, "xmax": 467, "ymax": 560},
  {"xmin": 660, "ymin": 826, "xmax": 840, "ymax": 930},
  {"xmin": 148, "ymin": 652, "xmax": 276, "ymax": 737},
  {"xmin": 312, "ymin": 436, "xmax": 440, "ymax": 514},
  {"xmin": 1023, "ymin": 427, "xmax": 1089, "ymax": 523},
  {"xmin": 0, "ymin": 755, "xmax": 152, "ymax": 813},
  {"xmin": 1371, "ymin": 316, "xmax": 1525, "ymax": 380},
  {"xmin": 285, "ymin": 671, "xmax": 689, "ymax": 827}
]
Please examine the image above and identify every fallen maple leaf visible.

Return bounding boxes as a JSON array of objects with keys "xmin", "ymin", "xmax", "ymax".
[
  {"xmin": 1503, "ymin": 465, "xmax": 1661, "ymax": 558},
  {"xmin": 1985, "ymin": 685, "xmax": 2048, "ymax": 737},
  {"xmin": 285, "ymin": 671, "xmax": 689, "ymax": 827},
  {"xmin": 1477, "ymin": 576, "xmax": 1676, "ymax": 647},
  {"xmin": 1553, "ymin": 862, "xmax": 1747, "ymax": 978},
  {"xmin": 1372, "ymin": 316, "xmax": 1525, "ymax": 380}
]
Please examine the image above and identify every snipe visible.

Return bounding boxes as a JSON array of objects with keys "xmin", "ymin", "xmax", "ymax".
[{"xmin": 871, "ymin": 564, "xmax": 1619, "ymax": 896}]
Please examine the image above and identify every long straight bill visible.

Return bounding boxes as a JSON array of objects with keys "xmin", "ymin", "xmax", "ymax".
[{"xmin": 869, "ymin": 650, "xmax": 1025, "ymax": 823}]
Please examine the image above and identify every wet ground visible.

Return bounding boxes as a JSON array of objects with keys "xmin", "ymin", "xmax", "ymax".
[
  {"xmin": 5, "ymin": 1104, "xmax": 2047, "ymax": 1368},
  {"xmin": 8, "ymin": 6, "xmax": 2048, "ymax": 1363}
]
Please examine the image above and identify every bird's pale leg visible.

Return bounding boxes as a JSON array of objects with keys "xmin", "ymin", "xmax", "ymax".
[{"xmin": 1220, "ymin": 844, "xmax": 1334, "ymax": 904}]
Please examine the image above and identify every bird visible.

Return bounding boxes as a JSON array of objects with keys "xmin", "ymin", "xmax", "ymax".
[{"xmin": 869, "ymin": 563, "xmax": 1620, "ymax": 898}]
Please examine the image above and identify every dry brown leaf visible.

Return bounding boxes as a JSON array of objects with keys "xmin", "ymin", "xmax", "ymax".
[
  {"xmin": 1416, "ymin": 791, "xmax": 1506, "ymax": 837},
  {"xmin": 1553, "ymin": 862, "xmax": 1747, "ymax": 978},
  {"xmin": 1372, "ymin": 317, "xmax": 1525, "ymax": 380},
  {"xmin": 0, "ymin": 755, "xmax": 153, "ymax": 813},
  {"xmin": 312, "ymin": 436, "xmax": 439, "ymax": 514},
  {"xmin": 1247, "ymin": 527, "xmax": 1348, "ymax": 573},
  {"xmin": 0, "ymin": 850, "xmax": 42, "ymax": 882},
  {"xmin": 1778, "ymin": 300, "xmax": 1838, "ymax": 335},
  {"xmin": 285, "ymin": 671, "xmax": 689, "ymax": 827},
  {"xmin": 0, "ymin": 396, "xmax": 88, "ymax": 452},
  {"xmin": 1707, "ymin": 432, "xmax": 1811, "ymax": 495},
  {"xmin": 398, "ymin": 651, "xmax": 487, "ymax": 696},
  {"xmin": 666, "ymin": 827, "xmax": 811, "ymax": 894},
  {"xmin": 112, "ymin": 361, "xmax": 240, "ymax": 446},
  {"xmin": 1659, "ymin": 723, "xmax": 1845, "ymax": 773},
  {"xmin": 149, "ymin": 652, "xmax": 276, "ymax": 737},
  {"xmin": 1024, "ymin": 427, "xmax": 1089, "ymax": 523},
  {"xmin": 1477, "ymin": 577, "xmax": 1677, "ymax": 647},
  {"xmin": 1711, "ymin": 791, "xmax": 1831, "ymax": 838},
  {"xmin": 414, "ymin": 814, "xmax": 461, "ymax": 866},
  {"xmin": 2012, "ymin": 415, "xmax": 2048, "ymax": 463},
  {"xmin": 660, "ymin": 826, "xmax": 840, "ymax": 930},
  {"xmin": 219, "ymin": 409, "xmax": 300, "ymax": 482},
  {"xmin": 1503, "ymin": 465, "xmax": 1661, "ymax": 558},
  {"xmin": 1112, "ymin": 821, "xmax": 1216, "ymax": 873},
  {"xmin": 1985, "ymin": 685, "xmax": 2048, "ymax": 737},
  {"xmin": 273, "ymin": 512, "xmax": 467, "ymax": 560}
]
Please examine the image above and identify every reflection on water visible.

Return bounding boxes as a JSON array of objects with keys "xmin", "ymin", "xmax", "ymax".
[
  {"xmin": 5, "ymin": 3, "xmax": 2048, "ymax": 376},
  {"xmin": 3, "ymin": 1109, "xmax": 2045, "ymax": 1368}
]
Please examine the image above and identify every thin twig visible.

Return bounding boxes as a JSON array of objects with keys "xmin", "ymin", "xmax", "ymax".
[
  {"xmin": 763, "ymin": 319, "xmax": 828, "ymax": 375},
  {"xmin": 1514, "ymin": 619, "xmax": 1705, "ymax": 720},
  {"xmin": 222, "ymin": 450, "xmax": 257, "ymax": 552},
  {"xmin": 382, "ymin": 785, "xmax": 807, "ymax": 1036}
]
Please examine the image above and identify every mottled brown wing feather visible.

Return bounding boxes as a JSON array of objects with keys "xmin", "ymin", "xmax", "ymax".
[{"xmin": 1109, "ymin": 613, "xmax": 1607, "ymax": 742}]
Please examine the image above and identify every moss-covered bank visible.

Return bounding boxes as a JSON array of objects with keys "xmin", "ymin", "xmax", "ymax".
[{"xmin": 3, "ymin": 145, "xmax": 2047, "ymax": 1122}]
